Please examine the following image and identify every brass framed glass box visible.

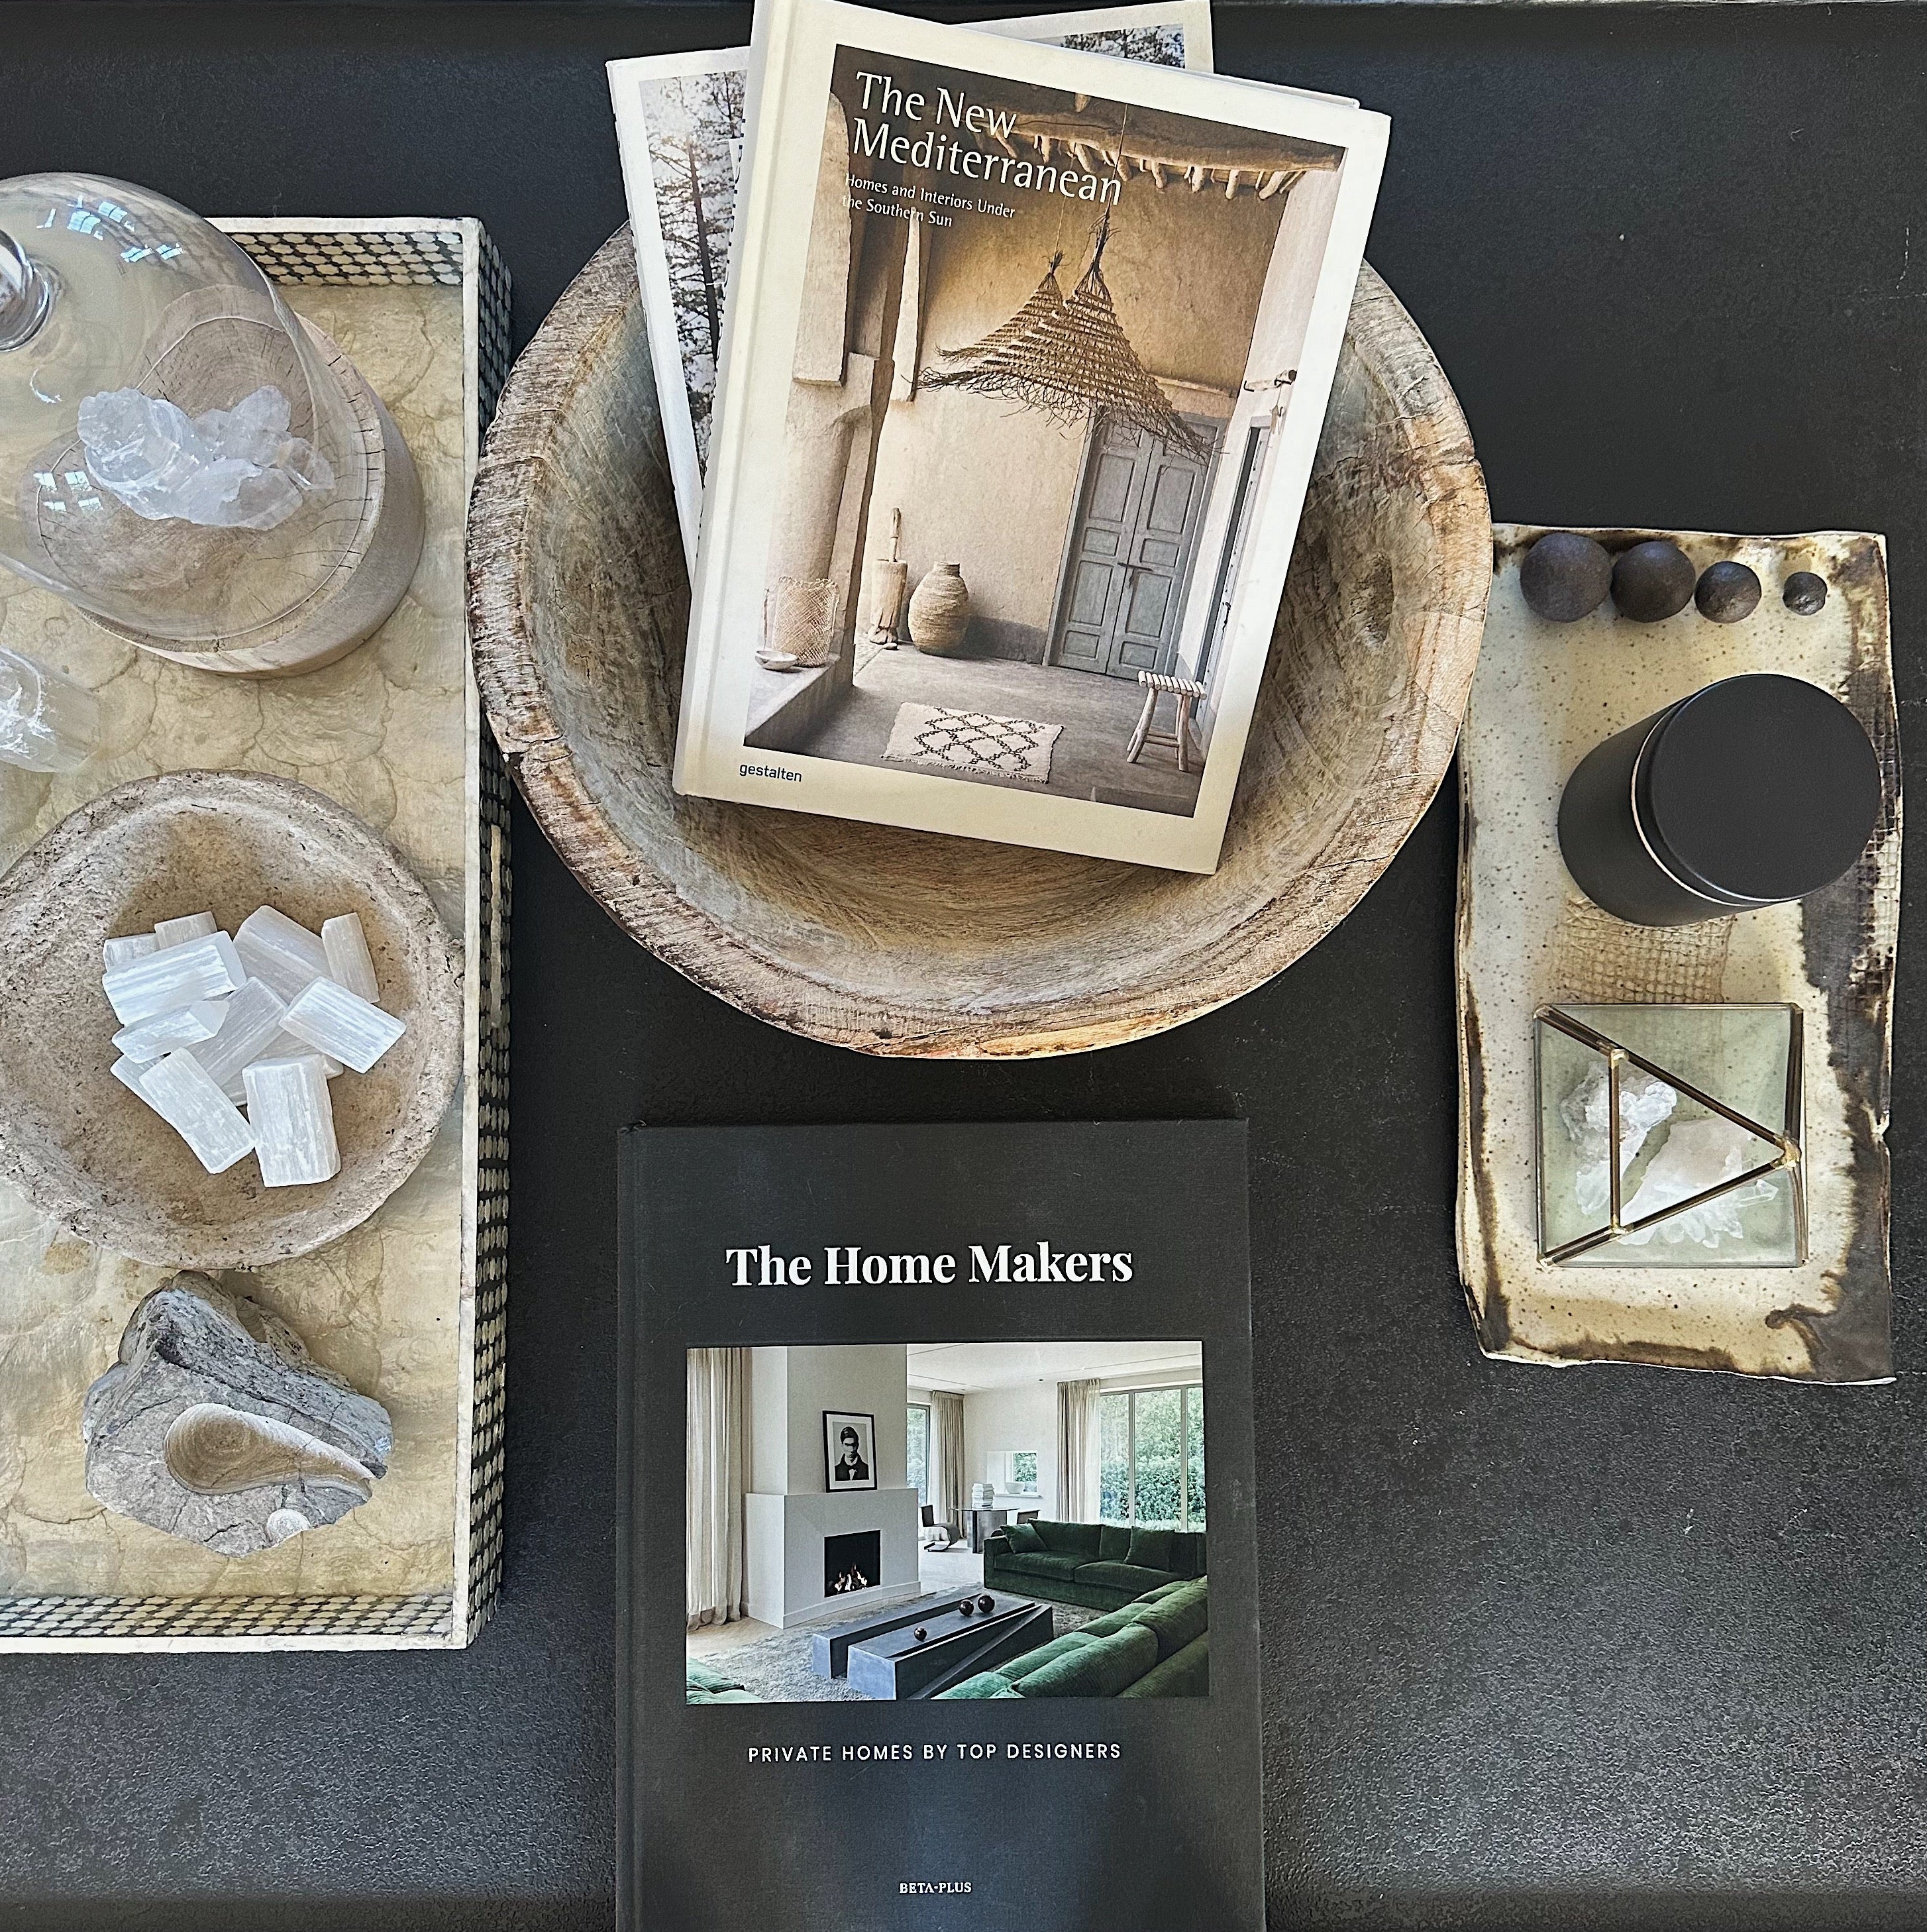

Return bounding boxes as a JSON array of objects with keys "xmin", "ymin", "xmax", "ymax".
[{"xmin": 1534, "ymin": 1002, "xmax": 1805, "ymax": 1267}]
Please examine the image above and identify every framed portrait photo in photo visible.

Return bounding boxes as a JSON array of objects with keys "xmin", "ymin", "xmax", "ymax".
[{"xmin": 823, "ymin": 1411, "xmax": 878, "ymax": 1491}]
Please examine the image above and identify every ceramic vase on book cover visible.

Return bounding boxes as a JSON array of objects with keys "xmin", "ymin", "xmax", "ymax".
[{"xmin": 0, "ymin": 174, "xmax": 422, "ymax": 676}]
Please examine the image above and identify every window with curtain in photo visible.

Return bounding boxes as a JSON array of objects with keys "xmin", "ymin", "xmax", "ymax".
[
  {"xmin": 906, "ymin": 1402, "xmax": 931, "ymax": 1506},
  {"xmin": 1098, "ymin": 1385, "xmax": 1205, "ymax": 1530}
]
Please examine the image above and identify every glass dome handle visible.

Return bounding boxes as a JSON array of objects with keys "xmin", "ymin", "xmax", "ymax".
[{"xmin": 0, "ymin": 231, "xmax": 52, "ymax": 351}]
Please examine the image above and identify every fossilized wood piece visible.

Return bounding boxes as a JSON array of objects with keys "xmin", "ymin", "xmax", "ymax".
[
  {"xmin": 467, "ymin": 227, "xmax": 1490, "ymax": 1057},
  {"xmin": 82, "ymin": 1272, "xmax": 392, "ymax": 1556},
  {"xmin": 0, "ymin": 769, "xmax": 464, "ymax": 1269},
  {"xmin": 1456, "ymin": 528, "xmax": 1901, "ymax": 1382}
]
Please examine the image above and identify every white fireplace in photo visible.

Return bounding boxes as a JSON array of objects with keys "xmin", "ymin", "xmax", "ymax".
[
  {"xmin": 743, "ymin": 1344, "xmax": 921, "ymax": 1628},
  {"xmin": 745, "ymin": 1485, "xmax": 920, "ymax": 1628}
]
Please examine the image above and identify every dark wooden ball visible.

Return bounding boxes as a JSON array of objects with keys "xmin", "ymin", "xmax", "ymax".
[
  {"xmin": 1694, "ymin": 560, "xmax": 1761, "ymax": 623},
  {"xmin": 957, "ymin": 1598, "xmax": 975, "ymax": 1615},
  {"xmin": 1520, "ymin": 531, "xmax": 1612, "ymax": 622},
  {"xmin": 912, "ymin": 1626, "xmax": 928, "ymax": 1641},
  {"xmin": 1785, "ymin": 570, "xmax": 1829, "ymax": 616},
  {"xmin": 977, "ymin": 1593, "xmax": 994, "ymax": 1612},
  {"xmin": 1611, "ymin": 539, "xmax": 1697, "ymax": 621}
]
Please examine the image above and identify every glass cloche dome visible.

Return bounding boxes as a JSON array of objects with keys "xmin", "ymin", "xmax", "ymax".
[{"xmin": 0, "ymin": 175, "xmax": 419, "ymax": 666}]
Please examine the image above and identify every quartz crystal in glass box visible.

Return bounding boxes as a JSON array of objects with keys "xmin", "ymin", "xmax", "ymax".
[{"xmin": 1534, "ymin": 1002, "xmax": 1804, "ymax": 1267}]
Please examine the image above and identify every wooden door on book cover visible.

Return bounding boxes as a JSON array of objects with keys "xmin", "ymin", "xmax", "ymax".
[{"xmin": 1051, "ymin": 411, "xmax": 1218, "ymax": 678}]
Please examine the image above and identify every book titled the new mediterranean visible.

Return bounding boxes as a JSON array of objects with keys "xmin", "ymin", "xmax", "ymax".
[
  {"xmin": 609, "ymin": 2, "xmax": 1217, "ymax": 570},
  {"xmin": 619, "ymin": 1120, "xmax": 1262, "ymax": 1930},
  {"xmin": 674, "ymin": 0, "xmax": 1388, "ymax": 871}
]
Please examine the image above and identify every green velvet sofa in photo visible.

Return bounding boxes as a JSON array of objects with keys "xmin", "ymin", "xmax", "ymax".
[
  {"xmin": 686, "ymin": 1658, "xmax": 762, "ymax": 1703},
  {"xmin": 937, "ymin": 1576, "xmax": 1209, "ymax": 1699},
  {"xmin": 981, "ymin": 1519, "xmax": 1206, "ymax": 1611}
]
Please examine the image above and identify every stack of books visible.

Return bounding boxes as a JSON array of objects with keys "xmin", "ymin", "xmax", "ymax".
[{"xmin": 611, "ymin": 0, "xmax": 1385, "ymax": 872}]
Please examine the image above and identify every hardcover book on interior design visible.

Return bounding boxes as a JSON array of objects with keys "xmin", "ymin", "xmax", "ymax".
[
  {"xmin": 672, "ymin": 0, "xmax": 1388, "ymax": 871},
  {"xmin": 619, "ymin": 1119, "xmax": 1262, "ymax": 1929},
  {"xmin": 609, "ymin": 1, "xmax": 1216, "ymax": 568}
]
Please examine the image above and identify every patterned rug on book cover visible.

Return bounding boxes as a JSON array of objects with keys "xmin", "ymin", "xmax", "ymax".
[{"xmin": 884, "ymin": 703, "xmax": 1061, "ymax": 782}]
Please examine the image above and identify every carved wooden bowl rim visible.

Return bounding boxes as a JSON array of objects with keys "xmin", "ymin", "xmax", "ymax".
[
  {"xmin": 0, "ymin": 769, "xmax": 464, "ymax": 1267},
  {"xmin": 468, "ymin": 226, "xmax": 1491, "ymax": 1057}
]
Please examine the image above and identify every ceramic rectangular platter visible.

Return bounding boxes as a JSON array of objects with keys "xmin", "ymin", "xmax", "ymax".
[
  {"xmin": 1456, "ymin": 525, "xmax": 1899, "ymax": 1383},
  {"xmin": 0, "ymin": 220, "xmax": 511, "ymax": 1648}
]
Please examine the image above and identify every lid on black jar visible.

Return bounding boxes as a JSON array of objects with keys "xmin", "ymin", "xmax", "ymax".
[{"xmin": 1636, "ymin": 672, "xmax": 1882, "ymax": 904}]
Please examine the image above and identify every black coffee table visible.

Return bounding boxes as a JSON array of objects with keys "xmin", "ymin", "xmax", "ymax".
[
  {"xmin": 839, "ymin": 1594, "xmax": 1055, "ymax": 1700},
  {"xmin": 810, "ymin": 1598, "xmax": 950, "ymax": 1678}
]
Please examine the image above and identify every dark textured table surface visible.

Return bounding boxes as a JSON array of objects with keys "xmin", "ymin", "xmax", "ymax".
[{"xmin": 3, "ymin": 6, "xmax": 1924, "ymax": 1928}]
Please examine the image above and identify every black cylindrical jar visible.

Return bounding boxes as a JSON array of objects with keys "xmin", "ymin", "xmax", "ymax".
[{"xmin": 1557, "ymin": 672, "xmax": 1882, "ymax": 927}]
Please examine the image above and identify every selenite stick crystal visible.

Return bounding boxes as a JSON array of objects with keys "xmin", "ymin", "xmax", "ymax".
[
  {"xmin": 281, "ymin": 978, "xmax": 406, "ymax": 1073},
  {"xmin": 234, "ymin": 905, "xmax": 330, "ymax": 1003},
  {"xmin": 111, "ymin": 1053, "xmax": 164, "ymax": 1111},
  {"xmin": 182, "ymin": 976, "xmax": 289, "ymax": 1097},
  {"xmin": 0, "ymin": 645, "xmax": 99, "ymax": 773},
  {"xmin": 140, "ymin": 1051, "xmax": 256, "ymax": 1174},
  {"xmin": 102, "ymin": 932, "xmax": 159, "ymax": 971},
  {"xmin": 321, "ymin": 913, "xmax": 380, "ymax": 1004},
  {"xmin": 112, "ymin": 998, "xmax": 229, "ymax": 1062},
  {"xmin": 154, "ymin": 911, "xmax": 218, "ymax": 950},
  {"xmin": 243, "ymin": 1055, "xmax": 340, "ymax": 1187},
  {"xmin": 97, "ymin": 898, "xmax": 403, "ymax": 1189},
  {"xmin": 261, "ymin": 1030, "xmax": 343, "ymax": 1079},
  {"xmin": 102, "ymin": 932, "xmax": 245, "ymax": 1024}
]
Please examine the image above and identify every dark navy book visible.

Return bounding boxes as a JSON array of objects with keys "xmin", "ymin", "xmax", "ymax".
[{"xmin": 618, "ymin": 1119, "xmax": 1262, "ymax": 1931}]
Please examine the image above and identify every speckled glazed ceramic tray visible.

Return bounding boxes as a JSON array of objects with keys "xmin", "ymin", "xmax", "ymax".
[
  {"xmin": 1456, "ymin": 526, "xmax": 1899, "ymax": 1384},
  {"xmin": 0, "ymin": 220, "xmax": 512, "ymax": 1648}
]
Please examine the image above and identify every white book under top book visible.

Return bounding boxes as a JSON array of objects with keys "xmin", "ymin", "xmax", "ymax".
[{"xmin": 671, "ymin": 0, "xmax": 1387, "ymax": 871}]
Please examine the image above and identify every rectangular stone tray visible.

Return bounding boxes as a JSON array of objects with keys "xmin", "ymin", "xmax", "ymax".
[
  {"xmin": 1456, "ymin": 526, "xmax": 1900, "ymax": 1383},
  {"xmin": 0, "ymin": 219, "xmax": 511, "ymax": 1648}
]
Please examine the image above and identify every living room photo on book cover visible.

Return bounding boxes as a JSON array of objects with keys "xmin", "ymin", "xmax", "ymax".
[
  {"xmin": 686, "ymin": 1340, "xmax": 1210, "ymax": 1703},
  {"xmin": 743, "ymin": 45, "xmax": 1347, "ymax": 818}
]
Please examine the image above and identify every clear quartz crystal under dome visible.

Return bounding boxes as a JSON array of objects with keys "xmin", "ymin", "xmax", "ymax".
[{"xmin": 0, "ymin": 175, "xmax": 390, "ymax": 650}]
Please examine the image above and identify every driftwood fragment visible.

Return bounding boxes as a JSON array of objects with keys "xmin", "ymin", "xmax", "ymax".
[{"xmin": 83, "ymin": 1272, "xmax": 393, "ymax": 1556}]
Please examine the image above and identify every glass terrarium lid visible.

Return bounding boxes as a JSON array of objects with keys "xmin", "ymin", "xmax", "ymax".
[
  {"xmin": 0, "ymin": 174, "xmax": 378, "ymax": 647},
  {"xmin": 1534, "ymin": 1002, "xmax": 1804, "ymax": 1267}
]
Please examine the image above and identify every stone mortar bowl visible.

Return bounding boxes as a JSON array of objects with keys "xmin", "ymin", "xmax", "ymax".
[
  {"xmin": 470, "ymin": 229, "xmax": 1492, "ymax": 1057},
  {"xmin": 0, "ymin": 770, "xmax": 464, "ymax": 1267}
]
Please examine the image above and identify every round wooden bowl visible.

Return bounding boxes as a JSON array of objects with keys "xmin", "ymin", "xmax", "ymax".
[
  {"xmin": 470, "ymin": 229, "xmax": 1490, "ymax": 1057},
  {"xmin": 0, "ymin": 771, "xmax": 463, "ymax": 1267}
]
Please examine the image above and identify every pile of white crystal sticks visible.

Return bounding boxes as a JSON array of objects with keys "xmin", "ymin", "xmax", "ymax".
[{"xmin": 100, "ymin": 906, "xmax": 407, "ymax": 1187}]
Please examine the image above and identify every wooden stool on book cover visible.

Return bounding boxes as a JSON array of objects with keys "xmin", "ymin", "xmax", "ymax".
[{"xmin": 1127, "ymin": 671, "xmax": 1209, "ymax": 773}]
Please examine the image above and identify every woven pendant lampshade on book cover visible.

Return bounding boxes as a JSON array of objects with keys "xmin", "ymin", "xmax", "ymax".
[{"xmin": 672, "ymin": 0, "xmax": 1386, "ymax": 871}]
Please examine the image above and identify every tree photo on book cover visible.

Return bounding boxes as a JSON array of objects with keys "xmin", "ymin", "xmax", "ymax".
[
  {"xmin": 639, "ymin": 66, "xmax": 745, "ymax": 466},
  {"xmin": 745, "ymin": 46, "xmax": 1345, "ymax": 818}
]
